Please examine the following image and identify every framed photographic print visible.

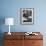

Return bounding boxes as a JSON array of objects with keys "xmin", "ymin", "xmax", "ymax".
[{"xmin": 20, "ymin": 8, "xmax": 34, "ymax": 24}]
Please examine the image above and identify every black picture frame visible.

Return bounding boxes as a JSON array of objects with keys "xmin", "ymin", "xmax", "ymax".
[{"xmin": 20, "ymin": 8, "xmax": 34, "ymax": 25}]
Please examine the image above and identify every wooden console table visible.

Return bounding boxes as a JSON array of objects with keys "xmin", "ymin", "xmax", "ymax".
[{"xmin": 4, "ymin": 32, "xmax": 43, "ymax": 46}]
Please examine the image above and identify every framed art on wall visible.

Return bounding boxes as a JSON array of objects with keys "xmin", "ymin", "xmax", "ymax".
[{"xmin": 20, "ymin": 8, "xmax": 34, "ymax": 25}]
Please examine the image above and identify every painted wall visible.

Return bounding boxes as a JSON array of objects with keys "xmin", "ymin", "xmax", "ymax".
[
  {"xmin": 0, "ymin": 0, "xmax": 46, "ymax": 32},
  {"xmin": 0, "ymin": 0, "xmax": 46, "ymax": 46}
]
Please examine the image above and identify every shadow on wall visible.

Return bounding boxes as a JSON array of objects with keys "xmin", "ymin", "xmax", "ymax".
[
  {"xmin": 0, "ymin": 16, "xmax": 5, "ymax": 32},
  {"xmin": 0, "ymin": 33, "xmax": 4, "ymax": 46},
  {"xmin": 0, "ymin": 16, "xmax": 5, "ymax": 46}
]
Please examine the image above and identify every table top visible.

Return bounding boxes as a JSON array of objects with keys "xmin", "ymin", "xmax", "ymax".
[{"xmin": 4, "ymin": 32, "xmax": 43, "ymax": 40}]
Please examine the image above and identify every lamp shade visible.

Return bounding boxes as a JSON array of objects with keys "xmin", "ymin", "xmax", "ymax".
[{"xmin": 5, "ymin": 18, "xmax": 14, "ymax": 25}]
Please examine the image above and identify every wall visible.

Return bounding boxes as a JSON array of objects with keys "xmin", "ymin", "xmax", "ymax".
[
  {"xmin": 0, "ymin": 0, "xmax": 46, "ymax": 46},
  {"xmin": 0, "ymin": 0, "xmax": 46, "ymax": 32}
]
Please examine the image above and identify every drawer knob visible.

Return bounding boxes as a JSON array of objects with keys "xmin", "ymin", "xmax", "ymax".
[{"xmin": 32, "ymin": 42, "xmax": 35, "ymax": 44}]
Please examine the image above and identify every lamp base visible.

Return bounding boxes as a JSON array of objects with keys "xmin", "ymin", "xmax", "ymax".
[{"xmin": 8, "ymin": 32, "xmax": 11, "ymax": 35}]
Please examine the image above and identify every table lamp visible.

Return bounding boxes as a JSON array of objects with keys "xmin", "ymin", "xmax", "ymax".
[{"xmin": 5, "ymin": 18, "xmax": 14, "ymax": 35}]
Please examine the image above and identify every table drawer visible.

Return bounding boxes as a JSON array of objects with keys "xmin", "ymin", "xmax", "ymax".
[
  {"xmin": 24, "ymin": 40, "xmax": 43, "ymax": 46},
  {"xmin": 4, "ymin": 35, "xmax": 24, "ymax": 40},
  {"xmin": 4, "ymin": 40, "xmax": 24, "ymax": 46},
  {"xmin": 25, "ymin": 35, "xmax": 43, "ymax": 40},
  {"xmin": 4, "ymin": 40, "xmax": 16, "ymax": 46}
]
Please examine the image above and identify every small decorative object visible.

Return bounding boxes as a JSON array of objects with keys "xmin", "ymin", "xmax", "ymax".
[
  {"xmin": 5, "ymin": 18, "xmax": 14, "ymax": 35},
  {"xmin": 20, "ymin": 8, "xmax": 34, "ymax": 24},
  {"xmin": 25, "ymin": 32, "xmax": 32, "ymax": 35},
  {"xmin": 25, "ymin": 32, "xmax": 38, "ymax": 35}
]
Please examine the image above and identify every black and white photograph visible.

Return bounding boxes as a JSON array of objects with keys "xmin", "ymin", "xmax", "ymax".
[{"xmin": 20, "ymin": 8, "xmax": 34, "ymax": 24}]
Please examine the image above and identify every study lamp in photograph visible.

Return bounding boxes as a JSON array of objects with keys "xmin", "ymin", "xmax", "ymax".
[{"xmin": 5, "ymin": 18, "xmax": 14, "ymax": 35}]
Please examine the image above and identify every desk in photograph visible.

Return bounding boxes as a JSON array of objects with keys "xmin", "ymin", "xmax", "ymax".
[{"xmin": 4, "ymin": 32, "xmax": 43, "ymax": 46}]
